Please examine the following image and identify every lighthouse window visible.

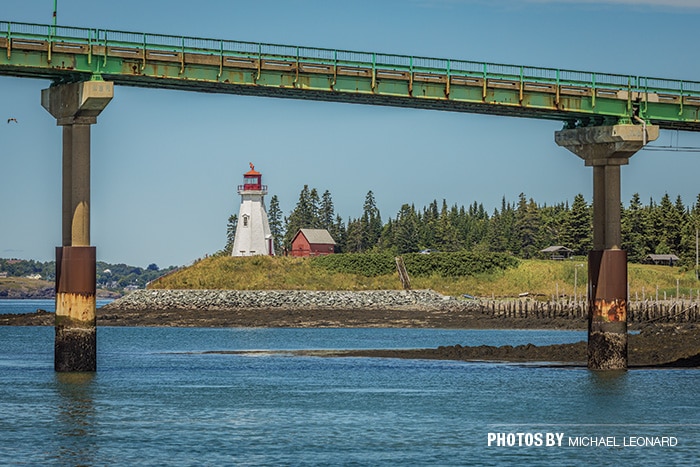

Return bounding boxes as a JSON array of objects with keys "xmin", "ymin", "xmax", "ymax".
[
  {"xmin": 242, "ymin": 215, "xmax": 249, "ymax": 227},
  {"xmin": 244, "ymin": 177, "xmax": 258, "ymax": 185}
]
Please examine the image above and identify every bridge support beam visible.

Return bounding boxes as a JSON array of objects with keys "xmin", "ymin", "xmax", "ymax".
[
  {"xmin": 42, "ymin": 80, "xmax": 113, "ymax": 372},
  {"xmin": 555, "ymin": 124, "xmax": 659, "ymax": 370}
]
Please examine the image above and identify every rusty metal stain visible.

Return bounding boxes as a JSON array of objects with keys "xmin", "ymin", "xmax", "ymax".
[
  {"xmin": 56, "ymin": 246, "xmax": 96, "ymax": 295},
  {"xmin": 592, "ymin": 298, "xmax": 627, "ymax": 323}
]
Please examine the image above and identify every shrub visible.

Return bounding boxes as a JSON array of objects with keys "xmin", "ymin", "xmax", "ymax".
[
  {"xmin": 310, "ymin": 253, "xmax": 395, "ymax": 277},
  {"xmin": 311, "ymin": 252, "xmax": 518, "ymax": 277}
]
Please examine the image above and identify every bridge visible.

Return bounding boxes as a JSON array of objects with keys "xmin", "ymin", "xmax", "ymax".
[
  {"xmin": 2, "ymin": 20, "xmax": 700, "ymax": 130},
  {"xmin": 2, "ymin": 20, "xmax": 698, "ymax": 372}
]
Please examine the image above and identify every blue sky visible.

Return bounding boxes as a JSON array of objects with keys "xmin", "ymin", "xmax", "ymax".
[{"xmin": 2, "ymin": 0, "xmax": 700, "ymax": 268}]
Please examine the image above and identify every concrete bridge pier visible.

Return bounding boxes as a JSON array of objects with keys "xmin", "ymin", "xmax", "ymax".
[
  {"xmin": 556, "ymin": 124, "xmax": 659, "ymax": 370},
  {"xmin": 42, "ymin": 79, "xmax": 113, "ymax": 372}
]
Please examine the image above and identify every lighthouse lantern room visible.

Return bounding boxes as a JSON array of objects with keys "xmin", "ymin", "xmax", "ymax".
[
  {"xmin": 231, "ymin": 163, "xmax": 274, "ymax": 256},
  {"xmin": 242, "ymin": 172, "xmax": 262, "ymax": 191}
]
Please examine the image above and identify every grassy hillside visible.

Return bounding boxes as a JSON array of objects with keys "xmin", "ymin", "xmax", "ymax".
[
  {"xmin": 0, "ymin": 277, "xmax": 54, "ymax": 298},
  {"xmin": 149, "ymin": 255, "xmax": 699, "ymax": 300}
]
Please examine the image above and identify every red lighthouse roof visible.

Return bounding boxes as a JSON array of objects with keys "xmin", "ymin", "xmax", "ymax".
[
  {"xmin": 244, "ymin": 162, "xmax": 261, "ymax": 176},
  {"xmin": 239, "ymin": 162, "xmax": 267, "ymax": 193}
]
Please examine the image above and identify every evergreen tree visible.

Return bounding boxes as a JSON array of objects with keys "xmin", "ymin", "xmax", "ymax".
[
  {"xmin": 539, "ymin": 202, "xmax": 568, "ymax": 250},
  {"xmin": 378, "ymin": 218, "xmax": 396, "ymax": 253},
  {"xmin": 486, "ymin": 207, "xmax": 504, "ymax": 252},
  {"xmin": 435, "ymin": 199, "xmax": 462, "ymax": 251},
  {"xmin": 319, "ymin": 190, "xmax": 336, "ymax": 232},
  {"xmin": 565, "ymin": 194, "xmax": 592, "ymax": 255},
  {"xmin": 333, "ymin": 214, "xmax": 347, "ymax": 252},
  {"xmin": 394, "ymin": 204, "xmax": 420, "ymax": 254},
  {"xmin": 466, "ymin": 202, "xmax": 490, "ymax": 251},
  {"xmin": 657, "ymin": 193, "xmax": 682, "ymax": 254},
  {"xmin": 267, "ymin": 195, "xmax": 284, "ymax": 254},
  {"xmin": 309, "ymin": 188, "xmax": 321, "ymax": 228},
  {"xmin": 487, "ymin": 199, "xmax": 515, "ymax": 253},
  {"xmin": 345, "ymin": 217, "xmax": 365, "ymax": 253},
  {"xmin": 646, "ymin": 196, "xmax": 663, "ymax": 254},
  {"xmin": 621, "ymin": 193, "xmax": 650, "ymax": 262},
  {"xmin": 318, "ymin": 189, "xmax": 343, "ymax": 247},
  {"xmin": 420, "ymin": 199, "xmax": 439, "ymax": 250},
  {"xmin": 675, "ymin": 195, "xmax": 687, "ymax": 217},
  {"xmin": 284, "ymin": 185, "xmax": 315, "ymax": 248},
  {"xmin": 362, "ymin": 190, "xmax": 382, "ymax": 250},
  {"xmin": 502, "ymin": 201, "xmax": 518, "ymax": 254},
  {"xmin": 223, "ymin": 214, "xmax": 238, "ymax": 255},
  {"xmin": 515, "ymin": 193, "xmax": 541, "ymax": 258}
]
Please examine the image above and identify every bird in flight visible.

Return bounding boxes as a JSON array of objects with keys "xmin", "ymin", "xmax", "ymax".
[{"xmin": 7, "ymin": 118, "xmax": 18, "ymax": 124}]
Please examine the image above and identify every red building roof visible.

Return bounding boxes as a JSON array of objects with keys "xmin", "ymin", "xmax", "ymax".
[{"xmin": 290, "ymin": 229, "xmax": 336, "ymax": 257}]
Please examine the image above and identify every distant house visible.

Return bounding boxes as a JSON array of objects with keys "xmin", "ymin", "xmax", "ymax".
[
  {"xmin": 540, "ymin": 246, "xmax": 574, "ymax": 260},
  {"xmin": 290, "ymin": 229, "xmax": 336, "ymax": 257},
  {"xmin": 644, "ymin": 254, "xmax": 680, "ymax": 266}
]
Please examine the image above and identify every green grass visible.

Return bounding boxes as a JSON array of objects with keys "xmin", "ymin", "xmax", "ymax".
[
  {"xmin": 149, "ymin": 255, "xmax": 700, "ymax": 299},
  {"xmin": 150, "ymin": 255, "xmax": 394, "ymax": 291}
]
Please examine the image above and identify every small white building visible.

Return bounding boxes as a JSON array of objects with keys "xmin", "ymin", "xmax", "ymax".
[{"xmin": 231, "ymin": 163, "xmax": 274, "ymax": 256}]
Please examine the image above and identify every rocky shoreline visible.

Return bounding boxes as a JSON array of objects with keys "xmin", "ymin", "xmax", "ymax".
[
  {"xmin": 101, "ymin": 289, "xmax": 464, "ymax": 312},
  {"xmin": 2, "ymin": 289, "xmax": 698, "ymax": 368},
  {"xmin": 95, "ymin": 289, "xmax": 583, "ymax": 329}
]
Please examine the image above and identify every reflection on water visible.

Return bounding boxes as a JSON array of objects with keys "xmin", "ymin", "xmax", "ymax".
[
  {"xmin": 585, "ymin": 370, "xmax": 630, "ymax": 423},
  {"xmin": 54, "ymin": 373, "xmax": 96, "ymax": 466},
  {"xmin": 589, "ymin": 369, "xmax": 629, "ymax": 390}
]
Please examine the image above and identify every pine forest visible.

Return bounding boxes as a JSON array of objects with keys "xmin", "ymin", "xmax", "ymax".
[{"xmin": 223, "ymin": 187, "xmax": 700, "ymax": 268}]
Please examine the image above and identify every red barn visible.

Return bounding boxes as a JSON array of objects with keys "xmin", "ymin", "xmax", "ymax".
[{"xmin": 290, "ymin": 229, "xmax": 336, "ymax": 257}]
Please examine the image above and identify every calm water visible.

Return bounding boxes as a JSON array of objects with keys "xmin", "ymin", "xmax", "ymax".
[
  {"xmin": 0, "ymin": 304, "xmax": 698, "ymax": 465},
  {"xmin": 0, "ymin": 299, "xmax": 113, "ymax": 314}
]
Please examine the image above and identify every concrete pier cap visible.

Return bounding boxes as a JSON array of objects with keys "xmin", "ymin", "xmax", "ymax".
[
  {"xmin": 555, "ymin": 123, "xmax": 659, "ymax": 165},
  {"xmin": 42, "ymin": 79, "xmax": 113, "ymax": 124}
]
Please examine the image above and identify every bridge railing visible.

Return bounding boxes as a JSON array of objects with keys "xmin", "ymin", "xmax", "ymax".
[
  {"xmin": 642, "ymin": 76, "xmax": 700, "ymax": 94},
  {"xmin": 3, "ymin": 19, "xmax": 700, "ymax": 99}
]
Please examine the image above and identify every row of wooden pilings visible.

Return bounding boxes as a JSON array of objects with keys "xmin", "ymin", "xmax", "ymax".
[{"xmin": 479, "ymin": 299, "xmax": 700, "ymax": 323}]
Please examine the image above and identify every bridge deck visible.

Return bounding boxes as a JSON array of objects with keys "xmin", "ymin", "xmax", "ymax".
[{"xmin": 2, "ymin": 20, "xmax": 699, "ymax": 131}]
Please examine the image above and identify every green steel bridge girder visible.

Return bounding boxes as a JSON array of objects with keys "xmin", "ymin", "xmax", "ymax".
[{"xmin": 2, "ymin": 21, "xmax": 700, "ymax": 131}]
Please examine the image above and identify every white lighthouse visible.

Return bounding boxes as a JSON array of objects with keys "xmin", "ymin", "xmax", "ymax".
[{"xmin": 231, "ymin": 163, "xmax": 274, "ymax": 256}]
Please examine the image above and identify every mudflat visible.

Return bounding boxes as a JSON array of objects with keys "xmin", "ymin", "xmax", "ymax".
[
  {"xmin": 2, "ymin": 307, "xmax": 698, "ymax": 368},
  {"xmin": 2, "ymin": 306, "xmax": 585, "ymax": 329}
]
